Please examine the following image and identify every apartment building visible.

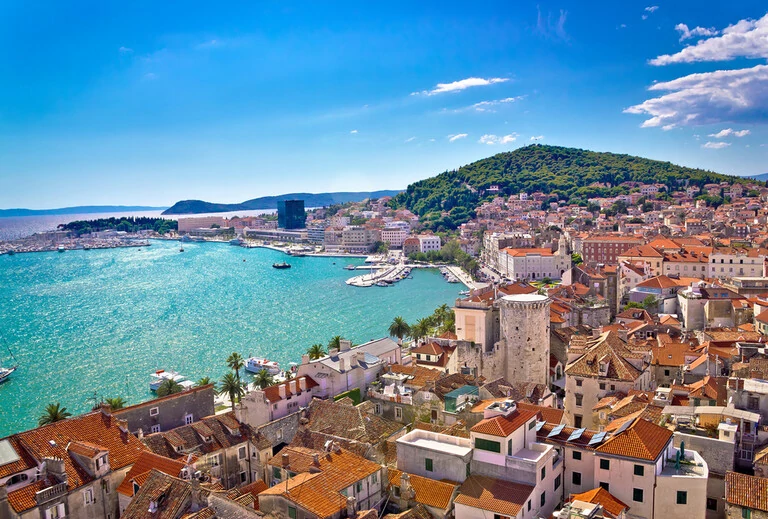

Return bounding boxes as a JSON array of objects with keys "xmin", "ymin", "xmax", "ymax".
[
  {"xmin": 238, "ymin": 376, "xmax": 319, "ymax": 425},
  {"xmin": 582, "ymin": 236, "xmax": 645, "ymax": 264}
]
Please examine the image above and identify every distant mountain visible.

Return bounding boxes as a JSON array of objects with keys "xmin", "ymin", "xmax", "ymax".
[
  {"xmin": 0, "ymin": 205, "xmax": 168, "ymax": 217},
  {"xmin": 162, "ymin": 190, "xmax": 403, "ymax": 215},
  {"xmin": 391, "ymin": 144, "xmax": 760, "ymax": 231},
  {"xmin": 747, "ymin": 173, "xmax": 768, "ymax": 182}
]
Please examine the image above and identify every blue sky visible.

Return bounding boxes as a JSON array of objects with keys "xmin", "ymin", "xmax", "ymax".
[{"xmin": 1, "ymin": 1, "xmax": 767, "ymax": 208}]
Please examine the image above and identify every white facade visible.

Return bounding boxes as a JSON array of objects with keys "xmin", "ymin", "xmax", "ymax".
[
  {"xmin": 381, "ymin": 228, "xmax": 408, "ymax": 248},
  {"xmin": 418, "ymin": 235, "xmax": 442, "ymax": 253},
  {"xmin": 178, "ymin": 216, "xmax": 225, "ymax": 232},
  {"xmin": 497, "ymin": 248, "xmax": 570, "ymax": 281}
]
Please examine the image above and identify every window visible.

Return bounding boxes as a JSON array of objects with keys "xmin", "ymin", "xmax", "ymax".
[
  {"xmin": 425, "ymin": 458, "xmax": 433, "ymax": 472},
  {"xmin": 356, "ymin": 481, "xmax": 363, "ymax": 493},
  {"xmin": 528, "ymin": 500, "xmax": 531, "ymax": 512},
  {"xmin": 664, "ymin": 369, "xmax": 670, "ymax": 377},
  {"xmin": 8, "ymin": 473, "xmax": 28, "ymax": 486},
  {"xmin": 600, "ymin": 459, "xmax": 610, "ymax": 470},
  {"xmin": 240, "ymin": 471, "xmax": 247, "ymax": 483},
  {"xmin": 599, "ymin": 383, "xmax": 605, "ymax": 390},
  {"xmin": 572, "ymin": 472, "xmax": 582, "ymax": 486},
  {"xmin": 238, "ymin": 446, "xmax": 247, "ymax": 460},
  {"xmin": 541, "ymin": 466, "xmax": 546, "ymax": 481},
  {"xmin": 633, "ymin": 488, "xmax": 643, "ymax": 502},
  {"xmin": 395, "ymin": 407, "xmax": 403, "ymax": 420},
  {"xmin": 610, "ymin": 385, "xmax": 615, "ymax": 391},
  {"xmin": 374, "ymin": 404, "xmax": 382, "ymax": 415},
  {"xmin": 554, "ymin": 475, "xmax": 561, "ymax": 491},
  {"xmin": 634, "ymin": 464, "xmax": 644, "ymax": 476},
  {"xmin": 676, "ymin": 491, "xmax": 687, "ymax": 505},
  {"xmin": 528, "ymin": 420, "xmax": 536, "ymax": 430},
  {"xmin": 149, "ymin": 407, "xmax": 159, "ymax": 416},
  {"xmin": 84, "ymin": 488, "xmax": 95, "ymax": 505},
  {"xmin": 103, "ymin": 480, "xmax": 110, "ymax": 494},
  {"xmin": 599, "ymin": 482, "xmax": 610, "ymax": 492},
  {"xmin": 210, "ymin": 454, "xmax": 221, "ymax": 467},
  {"xmin": 574, "ymin": 415, "xmax": 582, "ymax": 428},
  {"xmin": 575, "ymin": 394, "xmax": 583, "ymax": 407},
  {"xmin": 576, "ymin": 379, "xmax": 583, "ymax": 387},
  {"xmin": 288, "ymin": 506, "xmax": 297, "ymax": 519},
  {"xmin": 572, "ymin": 451, "xmax": 582, "ymax": 461},
  {"xmin": 706, "ymin": 498, "xmax": 717, "ymax": 511},
  {"xmin": 475, "ymin": 438, "xmax": 501, "ymax": 453},
  {"xmin": 540, "ymin": 492, "xmax": 546, "ymax": 507},
  {"xmin": 46, "ymin": 504, "xmax": 65, "ymax": 519},
  {"xmin": 150, "ymin": 424, "xmax": 161, "ymax": 433},
  {"xmin": 742, "ymin": 508, "xmax": 752, "ymax": 518},
  {"xmin": 96, "ymin": 454, "xmax": 108, "ymax": 470},
  {"xmin": 184, "ymin": 413, "xmax": 193, "ymax": 425},
  {"xmin": 372, "ymin": 472, "xmax": 377, "ymax": 484}
]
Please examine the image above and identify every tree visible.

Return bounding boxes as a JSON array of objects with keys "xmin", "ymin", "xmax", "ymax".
[
  {"xmin": 374, "ymin": 241, "xmax": 390, "ymax": 254},
  {"xmin": 104, "ymin": 397, "xmax": 127, "ymax": 410},
  {"xmin": 38, "ymin": 402, "xmax": 72, "ymax": 426},
  {"xmin": 571, "ymin": 253, "xmax": 583, "ymax": 265},
  {"xmin": 252, "ymin": 369, "xmax": 275, "ymax": 390},
  {"xmin": 219, "ymin": 372, "xmax": 246, "ymax": 412},
  {"xmin": 388, "ymin": 316, "xmax": 411, "ymax": 345},
  {"xmin": 642, "ymin": 295, "xmax": 659, "ymax": 311},
  {"xmin": 226, "ymin": 352, "xmax": 245, "ymax": 382},
  {"xmin": 196, "ymin": 376, "xmax": 215, "ymax": 390},
  {"xmin": 327, "ymin": 335, "xmax": 344, "ymax": 351},
  {"xmin": 156, "ymin": 378, "xmax": 183, "ymax": 397},
  {"xmin": 410, "ymin": 318, "xmax": 432, "ymax": 344},
  {"xmin": 307, "ymin": 343, "xmax": 327, "ymax": 360}
]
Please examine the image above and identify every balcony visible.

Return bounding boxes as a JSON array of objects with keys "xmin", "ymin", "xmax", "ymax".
[
  {"xmin": 367, "ymin": 388, "xmax": 412, "ymax": 405},
  {"xmin": 35, "ymin": 482, "xmax": 68, "ymax": 504}
]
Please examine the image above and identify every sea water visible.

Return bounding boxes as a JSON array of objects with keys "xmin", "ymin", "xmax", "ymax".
[{"xmin": 0, "ymin": 240, "xmax": 460, "ymax": 436}]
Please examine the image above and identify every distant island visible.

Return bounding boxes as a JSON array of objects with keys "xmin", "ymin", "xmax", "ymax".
[
  {"xmin": 748, "ymin": 172, "xmax": 768, "ymax": 182},
  {"xmin": 0, "ymin": 205, "xmax": 168, "ymax": 217},
  {"xmin": 162, "ymin": 190, "xmax": 403, "ymax": 215}
]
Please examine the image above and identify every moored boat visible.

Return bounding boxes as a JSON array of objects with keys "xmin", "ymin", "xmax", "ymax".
[
  {"xmin": 272, "ymin": 262, "xmax": 291, "ymax": 269},
  {"xmin": 244, "ymin": 357, "xmax": 281, "ymax": 375},
  {"xmin": 344, "ymin": 265, "xmax": 356, "ymax": 270},
  {"xmin": 149, "ymin": 370, "xmax": 194, "ymax": 391},
  {"xmin": 0, "ymin": 366, "xmax": 17, "ymax": 384}
]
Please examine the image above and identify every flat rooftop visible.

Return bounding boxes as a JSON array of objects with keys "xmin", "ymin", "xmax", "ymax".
[{"xmin": 397, "ymin": 429, "xmax": 472, "ymax": 457}]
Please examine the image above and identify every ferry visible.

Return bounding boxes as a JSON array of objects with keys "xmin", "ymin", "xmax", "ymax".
[
  {"xmin": 244, "ymin": 357, "xmax": 281, "ymax": 375},
  {"xmin": 272, "ymin": 262, "xmax": 291, "ymax": 269},
  {"xmin": 149, "ymin": 370, "xmax": 194, "ymax": 391}
]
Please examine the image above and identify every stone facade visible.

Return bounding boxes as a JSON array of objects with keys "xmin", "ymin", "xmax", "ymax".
[
  {"xmin": 113, "ymin": 384, "xmax": 216, "ymax": 435},
  {"xmin": 497, "ymin": 294, "xmax": 551, "ymax": 387}
]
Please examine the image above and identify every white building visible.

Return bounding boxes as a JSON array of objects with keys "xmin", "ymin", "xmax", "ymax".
[
  {"xmin": 708, "ymin": 247, "xmax": 768, "ymax": 278},
  {"xmin": 178, "ymin": 216, "xmax": 225, "ymax": 232},
  {"xmin": 381, "ymin": 228, "xmax": 409, "ymax": 248},
  {"xmin": 497, "ymin": 244, "xmax": 570, "ymax": 281},
  {"xmin": 418, "ymin": 235, "xmax": 442, "ymax": 253},
  {"xmin": 238, "ymin": 376, "xmax": 319, "ymax": 426}
]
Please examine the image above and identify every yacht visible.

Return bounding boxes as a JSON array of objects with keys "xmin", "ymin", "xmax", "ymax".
[
  {"xmin": 149, "ymin": 370, "xmax": 194, "ymax": 391},
  {"xmin": 57, "ymin": 246, "xmax": 65, "ymax": 253},
  {"xmin": 0, "ymin": 365, "xmax": 16, "ymax": 384},
  {"xmin": 244, "ymin": 357, "xmax": 281, "ymax": 375}
]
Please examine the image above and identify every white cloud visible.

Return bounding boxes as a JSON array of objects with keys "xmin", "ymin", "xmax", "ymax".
[
  {"xmin": 652, "ymin": 14, "xmax": 768, "ymax": 65},
  {"xmin": 448, "ymin": 133, "xmax": 468, "ymax": 142},
  {"xmin": 702, "ymin": 141, "xmax": 731, "ymax": 149},
  {"xmin": 479, "ymin": 134, "xmax": 517, "ymax": 145},
  {"xmin": 404, "ymin": 136, "xmax": 416, "ymax": 143},
  {"xmin": 645, "ymin": 6, "xmax": 659, "ymax": 13},
  {"xmin": 675, "ymin": 23, "xmax": 719, "ymax": 42},
  {"xmin": 530, "ymin": 135, "xmax": 544, "ymax": 141},
  {"xmin": 119, "ymin": 46, "xmax": 133, "ymax": 54},
  {"xmin": 413, "ymin": 77, "xmax": 508, "ymax": 96},
  {"xmin": 624, "ymin": 64, "xmax": 768, "ymax": 128},
  {"xmin": 350, "ymin": 129, "xmax": 358, "ymax": 134},
  {"xmin": 466, "ymin": 96, "xmax": 525, "ymax": 112},
  {"xmin": 537, "ymin": 7, "xmax": 568, "ymax": 41},
  {"xmin": 708, "ymin": 128, "xmax": 751, "ymax": 138}
]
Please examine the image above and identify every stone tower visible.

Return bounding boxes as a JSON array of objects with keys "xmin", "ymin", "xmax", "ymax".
[{"xmin": 498, "ymin": 293, "xmax": 551, "ymax": 387}]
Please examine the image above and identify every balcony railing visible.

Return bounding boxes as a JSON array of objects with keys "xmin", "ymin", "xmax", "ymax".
[{"xmin": 35, "ymin": 482, "xmax": 68, "ymax": 504}]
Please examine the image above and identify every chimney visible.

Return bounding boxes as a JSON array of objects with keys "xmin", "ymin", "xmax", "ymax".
[
  {"xmin": 399, "ymin": 472, "xmax": 416, "ymax": 508},
  {"xmin": 312, "ymin": 453, "xmax": 320, "ymax": 467},
  {"xmin": 332, "ymin": 442, "xmax": 342, "ymax": 454},
  {"xmin": 281, "ymin": 453, "xmax": 290, "ymax": 468},
  {"xmin": 350, "ymin": 355, "xmax": 358, "ymax": 368},
  {"xmin": 618, "ymin": 328, "xmax": 628, "ymax": 342},
  {"xmin": 137, "ymin": 428, "xmax": 144, "ymax": 440},
  {"xmin": 339, "ymin": 358, "xmax": 345, "ymax": 372},
  {"xmin": 278, "ymin": 384, "xmax": 287, "ymax": 399},
  {"xmin": 190, "ymin": 478, "xmax": 204, "ymax": 512},
  {"xmin": 289, "ymin": 380, "xmax": 297, "ymax": 394},
  {"xmin": 340, "ymin": 340, "xmax": 352, "ymax": 352},
  {"xmin": 356, "ymin": 352, "xmax": 366, "ymax": 365},
  {"xmin": 45, "ymin": 458, "xmax": 67, "ymax": 483},
  {"xmin": 302, "ymin": 354, "xmax": 310, "ymax": 365},
  {"xmin": 99, "ymin": 402, "xmax": 112, "ymax": 415},
  {"xmin": 346, "ymin": 496, "xmax": 357, "ymax": 517},
  {"xmin": 330, "ymin": 348, "xmax": 339, "ymax": 357},
  {"xmin": 116, "ymin": 418, "xmax": 129, "ymax": 434},
  {"xmin": 299, "ymin": 377, "xmax": 307, "ymax": 391}
]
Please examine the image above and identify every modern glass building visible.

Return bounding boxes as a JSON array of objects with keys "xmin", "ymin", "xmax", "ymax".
[{"xmin": 277, "ymin": 199, "xmax": 306, "ymax": 229}]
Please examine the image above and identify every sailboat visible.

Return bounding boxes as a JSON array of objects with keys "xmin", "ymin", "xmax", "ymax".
[{"xmin": 0, "ymin": 345, "xmax": 18, "ymax": 384}]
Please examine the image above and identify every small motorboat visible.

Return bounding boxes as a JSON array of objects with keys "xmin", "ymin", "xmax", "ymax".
[
  {"xmin": 273, "ymin": 262, "xmax": 291, "ymax": 269},
  {"xmin": 344, "ymin": 265, "xmax": 356, "ymax": 270},
  {"xmin": 180, "ymin": 247, "xmax": 185, "ymax": 252},
  {"xmin": 376, "ymin": 281, "xmax": 389, "ymax": 287},
  {"xmin": 0, "ymin": 366, "xmax": 17, "ymax": 384}
]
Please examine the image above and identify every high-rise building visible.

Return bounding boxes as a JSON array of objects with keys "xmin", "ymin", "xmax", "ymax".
[{"xmin": 277, "ymin": 199, "xmax": 306, "ymax": 229}]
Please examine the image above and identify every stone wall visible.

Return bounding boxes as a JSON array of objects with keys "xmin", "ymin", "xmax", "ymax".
[{"xmin": 114, "ymin": 385, "xmax": 216, "ymax": 434}]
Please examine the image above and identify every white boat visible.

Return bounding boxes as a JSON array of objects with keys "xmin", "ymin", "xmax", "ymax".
[
  {"xmin": 344, "ymin": 265, "xmax": 357, "ymax": 270},
  {"xmin": 245, "ymin": 357, "xmax": 281, "ymax": 375},
  {"xmin": 0, "ymin": 366, "xmax": 17, "ymax": 384},
  {"xmin": 149, "ymin": 370, "xmax": 194, "ymax": 391}
]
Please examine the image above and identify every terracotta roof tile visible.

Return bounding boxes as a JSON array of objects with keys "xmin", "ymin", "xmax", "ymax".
[
  {"xmin": 725, "ymin": 472, "xmax": 768, "ymax": 512},
  {"xmin": 116, "ymin": 451, "xmax": 186, "ymax": 497},
  {"xmin": 263, "ymin": 376, "xmax": 319, "ymax": 404},
  {"xmin": 470, "ymin": 409, "xmax": 538, "ymax": 437},
  {"xmin": 387, "ymin": 469, "xmax": 457, "ymax": 510},
  {"xmin": 570, "ymin": 487, "xmax": 629, "ymax": 518},
  {"xmin": 596, "ymin": 418, "xmax": 672, "ymax": 461},
  {"xmin": 454, "ymin": 475, "xmax": 534, "ymax": 516}
]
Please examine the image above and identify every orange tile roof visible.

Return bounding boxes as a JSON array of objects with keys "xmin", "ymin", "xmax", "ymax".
[
  {"xmin": 388, "ymin": 364, "xmax": 443, "ymax": 389},
  {"xmin": 454, "ymin": 475, "xmax": 533, "ymax": 516},
  {"xmin": 725, "ymin": 472, "xmax": 768, "ymax": 512},
  {"xmin": 516, "ymin": 402, "xmax": 565, "ymax": 425},
  {"xmin": 411, "ymin": 342, "xmax": 445, "ymax": 356},
  {"xmin": 387, "ymin": 469, "xmax": 457, "ymax": 510},
  {"xmin": 67, "ymin": 440, "xmax": 107, "ymax": 458},
  {"xmin": 116, "ymin": 451, "xmax": 186, "ymax": 497},
  {"xmin": 266, "ymin": 446, "xmax": 381, "ymax": 491},
  {"xmin": 501, "ymin": 247, "xmax": 554, "ymax": 257},
  {"xmin": 470, "ymin": 409, "xmax": 538, "ymax": 437},
  {"xmin": 263, "ymin": 376, "xmax": 319, "ymax": 403},
  {"xmin": 570, "ymin": 487, "xmax": 629, "ymax": 518},
  {"xmin": 259, "ymin": 472, "xmax": 349, "ymax": 519},
  {"xmin": 0, "ymin": 436, "xmax": 37, "ymax": 479},
  {"xmin": 596, "ymin": 418, "xmax": 672, "ymax": 461},
  {"xmin": 7, "ymin": 479, "xmax": 50, "ymax": 513}
]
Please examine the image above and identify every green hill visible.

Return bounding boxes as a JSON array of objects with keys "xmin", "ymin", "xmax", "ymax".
[{"xmin": 391, "ymin": 144, "xmax": 756, "ymax": 231}]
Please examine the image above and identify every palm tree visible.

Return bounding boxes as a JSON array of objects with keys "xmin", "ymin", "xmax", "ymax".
[
  {"xmin": 388, "ymin": 316, "xmax": 411, "ymax": 346},
  {"xmin": 219, "ymin": 372, "xmax": 246, "ymax": 412},
  {"xmin": 226, "ymin": 352, "xmax": 245, "ymax": 382},
  {"xmin": 307, "ymin": 343, "xmax": 326, "ymax": 360},
  {"xmin": 38, "ymin": 403, "xmax": 72, "ymax": 426},
  {"xmin": 156, "ymin": 379, "xmax": 183, "ymax": 397},
  {"xmin": 104, "ymin": 397, "xmax": 127, "ymax": 410},
  {"xmin": 327, "ymin": 335, "xmax": 344, "ymax": 351},
  {"xmin": 252, "ymin": 369, "xmax": 275, "ymax": 389},
  {"xmin": 196, "ymin": 376, "xmax": 215, "ymax": 390},
  {"xmin": 410, "ymin": 318, "xmax": 432, "ymax": 344},
  {"xmin": 434, "ymin": 304, "xmax": 451, "ymax": 327}
]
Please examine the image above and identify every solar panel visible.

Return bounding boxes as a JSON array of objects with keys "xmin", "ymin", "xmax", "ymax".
[
  {"xmin": 535, "ymin": 420, "xmax": 546, "ymax": 432},
  {"xmin": 547, "ymin": 424, "xmax": 566, "ymax": 438},
  {"xmin": 615, "ymin": 418, "xmax": 634, "ymax": 435},
  {"xmin": 588, "ymin": 431, "xmax": 608, "ymax": 446},
  {"xmin": 567, "ymin": 428, "xmax": 586, "ymax": 442}
]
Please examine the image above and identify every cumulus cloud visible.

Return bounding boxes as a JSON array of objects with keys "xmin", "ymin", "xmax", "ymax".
[
  {"xmin": 702, "ymin": 141, "xmax": 731, "ymax": 149},
  {"xmin": 412, "ymin": 77, "xmax": 508, "ymax": 96},
  {"xmin": 448, "ymin": 133, "xmax": 468, "ymax": 142},
  {"xmin": 479, "ymin": 134, "xmax": 517, "ymax": 145},
  {"xmin": 709, "ymin": 128, "xmax": 751, "ymax": 138},
  {"xmin": 530, "ymin": 135, "xmax": 544, "ymax": 141},
  {"xmin": 675, "ymin": 23, "xmax": 719, "ymax": 42},
  {"xmin": 624, "ymin": 64, "xmax": 768, "ymax": 128},
  {"xmin": 350, "ymin": 129, "xmax": 358, "ymax": 134},
  {"xmin": 651, "ymin": 13, "xmax": 768, "ymax": 65}
]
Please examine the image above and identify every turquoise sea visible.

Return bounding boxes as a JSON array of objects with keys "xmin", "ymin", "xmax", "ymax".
[{"xmin": 0, "ymin": 240, "xmax": 461, "ymax": 436}]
